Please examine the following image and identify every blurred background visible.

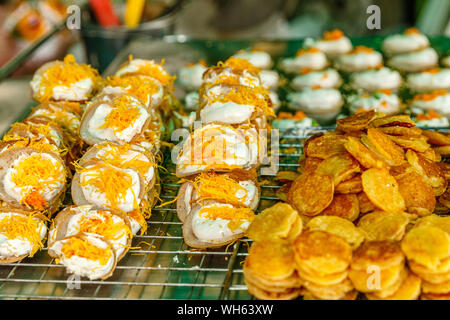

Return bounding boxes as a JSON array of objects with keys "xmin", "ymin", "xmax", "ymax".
[{"xmin": 0, "ymin": 0, "xmax": 449, "ymax": 74}]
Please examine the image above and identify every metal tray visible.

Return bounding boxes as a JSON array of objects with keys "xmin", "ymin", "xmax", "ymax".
[{"xmin": 0, "ymin": 36, "xmax": 449, "ymax": 300}]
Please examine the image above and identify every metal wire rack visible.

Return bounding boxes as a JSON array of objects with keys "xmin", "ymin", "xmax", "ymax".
[{"xmin": 0, "ymin": 126, "xmax": 329, "ymax": 300}]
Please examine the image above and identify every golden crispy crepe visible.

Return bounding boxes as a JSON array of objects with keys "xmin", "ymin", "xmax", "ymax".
[
  {"xmin": 363, "ymin": 128, "xmax": 405, "ymax": 166},
  {"xmin": 321, "ymin": 193, "xmax": 360, "ymax": 221},
  {"xmin": 396, "ymin": 171, "xmax": 436, "ymax": 216},
  {"xmin": 422, "ymin": 130, "xmax": 450, "ymax": 146},
  {"xmin": 293, "ymin": 230, "xmax": 352, "ymax": 276},
  {"xmin": 246, "ymin": 203, "xmax": 302, "ymax": 242},
  {"xmin": 405, "ymin": 149, "xmax": 447, "ymax": 196},
  {"xmin": 287, "ymin": 172, "xmax": 334, "ymax": 217},
  {"xmin": 361, "ymin": 168, "xmax": 405, "ymax": 213},
  {"xmin": 335, "ymin": 175, "xmax": 363, "ymax": 194},
  {"xmin": 344, "ymin": 136, "xmax": 388, "ymax": 170},
  {"xmin": 336, "ymin": 110, "xmax": 378, "ymax": 132},
  {"xmin": 304, "ymin": 134, "xmax": 348, "ymax": 159},
  {"xmin": 349, "ymin": 263, "xmax": 405, "ymax": 293},
  {"xmin": 369, "ymin": 114, "xmax": 416, "ymax": 128},
  {"xmin": 357, "ymin": 211, "xmax": 411, "ymax": 242},
  {"xmin": 357, "ymin": 192, "xmax": 376, "ymax": 214},
  {"xmin": 244, "ymin": 240, "xmax": 297, "ymax": 281},
  {"xmin": 246, "ymin": 281, "xmax": 302, "ymax": 300},
  {"xmin": 402, "ymin": 226, "xmax": 450, "ymax": 270},
  {"xmin": 306, "ymin": 216, "xmax": 364, "ymax": 249},
  {"xmin": 366, "ymin": 271, "xmax": 421, "ymax": 300},
  {"xmin": 302, "ymin": 277, "xmax": 354, "ymax": 300},
  {"xmin": 315, "ymin": 153, "xmax": 360, "ymax": 185},
  {"xmin": 351, "ymin": 241, "xmax": 405, "ymax": 271},
  {"xmin": 302, "ymin": 289, "xmax": 358, "ymax": 300},
  {"xmin": 415, "ymin": 215, "xmax": 450, "ymax": 235}
]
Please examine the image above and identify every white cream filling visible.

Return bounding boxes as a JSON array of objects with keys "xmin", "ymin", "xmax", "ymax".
[
  {"xmin": 184, "ymin": 91, "xmax": 200, "ymax": 110},
  {"xmin": 351, "ymin": 67, "xmax": 402, "ymax": 92},
  {"xmin": 407, "ymin": 69, "xmax": 450, "ymax": 92},
  {"xmin": 3, "ymin": 153, "xmax": 65, "ymax": 203},
  {"xmin": 415, "ymin": 117, "xmax": 450, "ymax": 128},
  {"xmin": 191, "ymin": 203, "xmax": 250, "ymax": 243},
  {"xmin": 259, "ymin": 70, "xmax": 280, "ymax": 89},
  {"xmin": 411, "ymin": 94, "xmax": 450, "ymax": 115},
  {"xmin": 382, "ymin": 33, "xmax": 429, "ymax": 55},
  {"xmin": 64, "ymin": 208, "xmax": 128, "ymax": 258},
  {"xmin": 204, "ymin": 69, "xmax": 261, "ymax": 87},
  {"xmin": 280, "ymin": 53, "xmax": 328, "ymax": 74},
  {"xmin": 200, "ymin": 101, "xmax": 254, "ymax": 124},
  {"xmin": 50, "ymin": 235, "xmax": 115, "ymax": 280},
  {"xmin": 80, "ymin": 165, "xmax": 141, "ymax": 212},
  {"xmin": 335, "ymin": 51, "xmax": 382, "ymax": 72},
  {"xmin": 0, "ymin": 213, "xmax": 46, "ymax": 259},
  {"xmin": 304, "ymin": 37, "xmax": 352, "ymax": 56},
  {"xmin": 232, "ymin": 51, "xmax": 272, "ymax": 69},
  {"xmin": 86, "ymin": 103, "xmax": 149, "ymax": 143},
  {"xmin": 94, "ymin": 145, "xmax": 154, "ymax": 185},
  {"xmin": 178, "ymin": 64, "xmax": 207, "ymax": 90},
  {"xmin": 348, "ymin": 92, "xmax": 401, "ymax": 115},
  {"xmin": 287, "ymin": 89, "xmax": 343, "ymax": 112},
  {"xmin": 31, "ymin": 108, "xmax": 80, "ymax": 134},
  {"xmin": 271, "ymin": 117, "xmax": 314, "ymax": 130},
  {"xmin": 177, "ymin": 125, "xmax": 257, "ymax": 176},
  {"xmin": 292, "ymin": 68, "xmax": 342, "ymax": 89},
  {"xmin": 388, "ymin": 48, "xmax": 438, "ymax": 72},
  {"xmin": 115, "ymin": 59, "xmax": 167, "ymax": 82}
]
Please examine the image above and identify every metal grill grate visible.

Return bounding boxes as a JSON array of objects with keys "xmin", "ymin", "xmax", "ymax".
[
  {"xmin": 0, "ymin": 126, "xmax": 447, "ymax": 299},
  {"xmin": 0, "ymin": 127, "xmax": 331, "ymax": 300}
]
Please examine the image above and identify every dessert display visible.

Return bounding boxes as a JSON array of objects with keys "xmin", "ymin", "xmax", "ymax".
[
  {"xmin": 0, "ymin": 55, "xmax": 171, "ymax": 281},
  {"xmin": 243, "ymin": 110, "xmax": 450, "ymax": 300}
]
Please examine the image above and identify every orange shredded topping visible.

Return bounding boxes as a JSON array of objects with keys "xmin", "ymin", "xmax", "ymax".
[
  {"xmin": 104, "ymin": 76, "xmax": 160, "ymax": 104},
  {"xmin": 37, "ymin": 54, "xmax": 99, "ymax": 101},
  {"xmin": 125, "ymin": 57, "xmax": 175, "ymax": 85},
  {"xmin": 11, "ymin": 154, "xmax": 65, "ymax": 208},
  {"xmin": 98, "ymin": 95, "xmax": 142, "ymax": 134},
  {"xmin": 61, "ymin": 237, "xmax": 112, "ymax": 265},
  {"xmin": 206, "ymin": 86, "xmax": 275, "ymax": 118},
  {"xmin": 377, "ymin": 89, "xmax": 392, "ymax": 95},
  {"xmin": 300, "ymin": 68, "xmax": 312, "ymax": 75},
  {"xmin": 0, "ymin": 213, "xmax": 44, "ymax": 257},
  {"xmin": 349, "ymin": 46, "xmax": 374, "ymax": 54},
  {"xmin": 193, "ymin": 172, "xmax": 248, "ymax": 207},
  {"xmin": 416, "ymin": 109, "xmax": 442, "ymax": 121},
  {"xmin": 77, "ymin": 211, "xmax": 131, "ymax": 241},
  {"xmin": 277, "ymin": 111, "xmax": 306, "ymax": 120},
  {"xmin": 94, "ymin": 144, "xmax": 154, "ymax": 178},
  {"xmin": 199, "ymin": 205, "xmax": 255, "ymax": 231},
  {"xmin": 24, "ymin": 189, "xmax": 48, "ymax": 211},
  {"xmin": 296, "ymin": 47, "xmax": 321, "ymax": 56},
  {"xmin": 414, "ymin": 90, "xmax": 448, "ymax": 102},
  {"xmin": 323, "ymin": 29, "xmax": 344, "ymax": 40},
  {"xmin": 423, "ymin": 68, "xmax": 441, "ymax": 74},
  {"xmin": 404, "ymin": 27, "xmax": 420, "ymax": 35},
  {"xmin": 218, "ymin": 57, "xmax": 261, "ymax": 73},
  {"xmin": 128, "ymin": 209, "xmax": 147, "ymax": 234},
  {"xmin": 79, "ymin": 163, "xmax": 137, "ymax": 210}
]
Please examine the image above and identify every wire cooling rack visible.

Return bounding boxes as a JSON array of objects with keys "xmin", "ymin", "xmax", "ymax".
[{"xmin": 0, "ymin": 127, "xmax": 331, "ymax": 300}]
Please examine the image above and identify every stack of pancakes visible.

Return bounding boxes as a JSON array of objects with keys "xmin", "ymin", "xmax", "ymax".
[
  {"xmin": 293, "ymin": 230, "xmax": 357, "ymax": 300},
  {"xmin": 243, "ymin": 240, "xmax": 303, "ymax": 300},
  {"xmin": 402, "ymin": 216, "xmax": 450, "ymax": 300},
  {"xmin": 349, "ymin": 241, "xmax": 421, "ymax": 300}
]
